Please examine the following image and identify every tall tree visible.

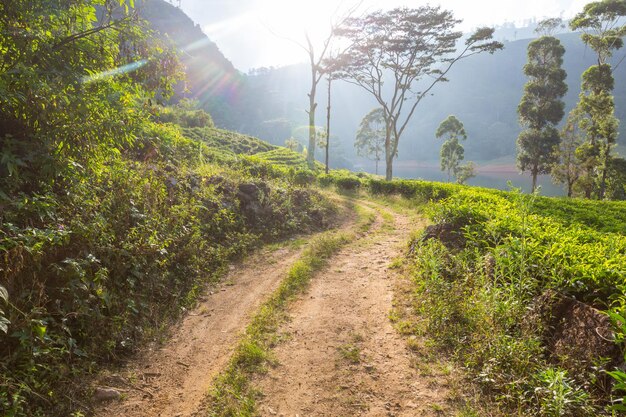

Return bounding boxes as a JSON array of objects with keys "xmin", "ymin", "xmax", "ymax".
[
  {"xmin": 570, "ymin": 0, "xmax": 626, "ymax": 199},
  {"xmin": 334, "ymin": 7, "xmax": 502, "ymax": 180},
  {"xmin": 275, "ymin": 4, "xmax": 362, "ymax": 169},
  {"xmin": 552, "ymin": 109, "xmax": 585, "ymax": 197},
  {"xmin": 517, "ymin": 21, "xmax": 568, "ymax": 192},
  {"xmin": 355, "ymin": 108, "xmax": 386, "ymax": 175},
  {"xmin": 436, "ymin": 116, "xmax": 467, "ymax": 182}
]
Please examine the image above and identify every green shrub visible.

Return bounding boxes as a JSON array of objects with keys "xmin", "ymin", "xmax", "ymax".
[
  {"xmin": 405, "ymin": 183, "xmax": 625, "ymax": 414},
  {"xmin": 0, "ymin": 124, "xmax": 336, "ymax": 416}
]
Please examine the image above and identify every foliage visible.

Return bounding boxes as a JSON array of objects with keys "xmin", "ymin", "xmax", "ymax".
[
  {"xmin": 0, "ymin": 2, "xmax": 337, "ymax": 414},
  {"xmin": 251, "ymin": 147, "xmax": 318, "ymax": 171},
  {"xmin": 403, "ymin": 181, "xmax": 626, "ymax": 414},
  {"xmin": 284, "ymin": 137, "xmax": 301, "ymax": 152},
  {"xmin": 0, "ymin": 0, "xmax": 183, "ymax": 193},
  {"xmin": 155, "ymin": 99, "xmax": 214, "ymax": 128},
  {"xmin": 355, "ymin": 108, "xmax": 387, "ymax": 175},
  {"xmin": 181, "ymin": 126, "xmax": 275, "ymax": 156},
  {"xmin": 334, "ymin": 6, "xmax": 503, "ymax": 180},
  {"xmin": 517, "ymin": 31, "xmax": 567, "ymax": 192},
  {"xmin": 456, "ymin": 162, "xmax": 477, "ymax": 185},
  {"xmin": 436, "ymin": 115, "xmax": 469, "ymax": 182},
  {"xmin": 552, "ymin": 109, "xmax": 585, "ymax": 197},
  {"xmin": 570, "ymin": 0, "xmax": 626, "ymax": 199}
]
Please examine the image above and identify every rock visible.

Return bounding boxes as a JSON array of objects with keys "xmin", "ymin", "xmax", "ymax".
[
  {"xmin": 93, "ymin": 387, "xmax": 121, "ymax": 402},
  {"xmin": 237, "ymin": 183, "xmax": 260, "ymax": 203}
]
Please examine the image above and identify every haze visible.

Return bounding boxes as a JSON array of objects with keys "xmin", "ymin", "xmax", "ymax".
[{"xmin": 180, "ymin": 0, "xmax": 589, "ymax": 70}]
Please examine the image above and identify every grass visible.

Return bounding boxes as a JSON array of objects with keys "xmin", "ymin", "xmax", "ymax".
[{"xmin": 205, "ymin": 201, "xmax": 376, "ymax": 417}]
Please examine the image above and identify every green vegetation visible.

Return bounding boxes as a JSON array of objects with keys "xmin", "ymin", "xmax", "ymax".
[
  {"xmin": 207, "ymin": 205, "xmax": 374, "ymax": 417},
  {"xmin": 355, "ymin": 108, "xmax": 386, "ymax": 175},
  {"xmin": 0, "ymin": 2, "xmax": 335, "ymax": 415},
  {"xmin": 399, "ymin": 182, "xmax": 626, "ymax": 415},
  {"xmin": 517, "ymin": 19, "xmax": 567, "ymax": 192},
  {"xmin": 436, "ymin": 115, "xmax": 476, "ymax": 184},
  {"xmin": 181, "ymin": 126, "xmax": 276, "ymax": 156},
  {"xmin": 252, "ymin": 147, "xmax": 315, "ymax": 170},
  {"xmin": 334, "ymin": 7, "xmax": 503, "ymax": 180},
  {"xmin": 569, "ymin": 0, "xmax": 626, "ymax": 199}
]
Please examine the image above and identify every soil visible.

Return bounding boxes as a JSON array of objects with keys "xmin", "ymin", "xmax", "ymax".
[
  {"xmin": 94, "ymin": 244, "xmax": 305, "ymax": 417},
  {"xmin": 254, "ymin": 203, "xmax": 454, "ymax": 417}
]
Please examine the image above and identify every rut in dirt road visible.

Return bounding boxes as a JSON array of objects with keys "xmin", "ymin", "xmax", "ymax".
[{"xmin": 254, "ymin": 205, "xmax": 453, "ymax": 417}]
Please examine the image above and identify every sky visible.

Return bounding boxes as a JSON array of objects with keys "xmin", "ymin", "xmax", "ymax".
[{"xmin": 177, "ymin": 0, "xmax": 590, "ymax": 71}]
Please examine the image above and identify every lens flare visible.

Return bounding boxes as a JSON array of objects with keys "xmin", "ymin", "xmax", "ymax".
[{"xmin": 81, "ymin": 60, "xmax": 148, "ymax": 84}]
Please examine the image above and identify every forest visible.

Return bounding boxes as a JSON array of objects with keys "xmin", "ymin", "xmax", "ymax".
[{"xmin": 0, "ymin": 1, "xmax": 625, "ymax": 416}]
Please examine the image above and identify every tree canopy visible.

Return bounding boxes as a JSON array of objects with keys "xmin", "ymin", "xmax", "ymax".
[
  {"xmin": 517, "ymin": 29, "xmax": 568, "ymax": 192},
  {"xmin": 334, "ymin": 6, "xmax": 502, "ymax": 180}
]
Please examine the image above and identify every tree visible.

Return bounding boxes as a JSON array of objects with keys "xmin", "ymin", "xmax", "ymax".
[
  {"xmin": 285, "ymin": 137, "xmax": 301, "ymax": 152},
  {"xmin": 436, "ymin": 116, "xmax": 467, "ymax": 182},
  {"xmin": 570, "ymin": 0, "xmax": 626, "ymax": 198},
  {"xmin": 552, "ymin": 109, "xmax": 585, "ymax": 197},
  {"xmin": 275, "ymin": 4, "xmax": 362, "ymax": 169},
  {"xmin": 517, "ymin": 21, "xmax": 568, "ymax": 192},
  {"xmin": 355, "ymin": 108, "xmax": 386, "ymax": 175},
  {"xmin": 0, "ymin": 0, "xmax": 182, "ymax": 192},
  {"xmin": 334, "ymin": 7, "xmax": 502, "ymax": 180},
  {"xmin": 456, "ymin": 162, "xmax": 477, "ymax": 185}
]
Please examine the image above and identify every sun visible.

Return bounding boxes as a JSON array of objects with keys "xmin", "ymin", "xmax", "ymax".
[{"xmin": 255, "ymin": 0, "xmax": 338, "ymax": 43}]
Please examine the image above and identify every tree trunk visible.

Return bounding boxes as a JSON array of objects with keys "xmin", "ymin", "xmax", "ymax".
[
  {"xmin": 307, "ymin": 53, "xmax": 317, "ymax": 169},
  {"xmin": 325, "ymin": 76, "xmax": 331, "ymax": 174},
  {"xmin": 384, "ymin": 127, "xmax": 393, "ymax": 181},
  {"xmin": 307, "ymin": 92, "xmax": 317, "ymax": 169},
  {"xmin": 567, "ymin": 180, "xmax": 573, "ymax": 198},
  {"xmin": 531, "ymin": 166, "xmax": 538, "ymax": 193},
  {"xmin": 598, "ymin": 143, "xmax": 611, "ymax": 200},
  {"xmin": 375, "ymin": 159, "xmax": 378, "ymax": 175},
  {"xmin": 385, "ymin": 156, "xmax": 393, "ymax": 181}
]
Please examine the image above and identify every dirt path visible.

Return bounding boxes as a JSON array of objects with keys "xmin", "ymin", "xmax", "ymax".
[
  {"xmin": 254, "ymin": 203, "xmax": 452, "ymax": 417},
  {"xmin": 94, "ymin": 205, "xmax": 355, "ymax": 417},
  {"xmin": 94, "ymin": 247, "xmax": 302, "ymax": 417}
]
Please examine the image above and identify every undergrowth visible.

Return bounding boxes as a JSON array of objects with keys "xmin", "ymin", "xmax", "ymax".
[
  {"xmin": 0, "ymin": 121, "xmax": 337, "ymax": 416},
  {"xmin": 399, "ymin": 184, "xmax": 626, "ymax": 416}
]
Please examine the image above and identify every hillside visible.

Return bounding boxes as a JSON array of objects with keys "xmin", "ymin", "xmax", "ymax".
[
  {"xmin": 139, "ymin": 0, "xmax": 244, "ymax": 128},
  {"xmin": 2, "ymin": 2, "xmax": 626, "ymax": 416}
]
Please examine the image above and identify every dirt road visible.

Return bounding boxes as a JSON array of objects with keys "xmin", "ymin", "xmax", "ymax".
[
  {"xmin": 253, "ymin": 204, "xmax": 453, "ymax": 417},
  {"xmin": 95, "ymin": 199, "xmax": 456, "ymax": 417}
]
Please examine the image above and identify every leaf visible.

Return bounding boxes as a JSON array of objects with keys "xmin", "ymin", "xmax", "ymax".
[
  {"xmin": 0, "ymin": 316, "xmax": 9, "ymax": 334},
  {"xmin": 0, "ymin": 285, "xmax": 7, "ymax": 303},
  {"xmin": 34, "ymin": 324, "xmax": 47, "ymax": 339}
]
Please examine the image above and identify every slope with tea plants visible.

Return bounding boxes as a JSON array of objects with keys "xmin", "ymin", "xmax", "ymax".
[{"xmin": 360, "ymin": 178, "xmax": 626, "ymax": 415}]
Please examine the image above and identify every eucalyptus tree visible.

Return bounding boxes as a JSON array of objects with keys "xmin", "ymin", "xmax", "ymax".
[
  {"xmin": 277, "ymin": 4, "xmax": 363, "ymax": 169},
  {"xmin": 517, "ymin": 20, "xmax": 568, "ymax": 192},
  {"xmin": 355, "ymin": 108, "xmax": 386, "ymax": 175},
  {"xmin": 435, "ymin": 116, "xmax": 467, "ymax": 182},
  {"xmin": 570, "ymin": 0, "xmax": 626, "ymax": 198},
  {"xmin": 334, "ymin": 6, "xmax": 502, "ymax": 180},
  {"xmin": 552, "ymin": 109, "xmax": 585, "ymax": 197}
]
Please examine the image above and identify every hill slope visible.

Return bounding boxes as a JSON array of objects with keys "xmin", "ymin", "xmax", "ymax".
[{"xmin": 139, "ymin": 0, "xmax": 244, "ymax": 128}]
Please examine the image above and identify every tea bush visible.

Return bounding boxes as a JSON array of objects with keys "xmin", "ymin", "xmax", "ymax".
[{"xmin": 405, "ymin": 183, "xmax": 626, "ymax": 415}]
